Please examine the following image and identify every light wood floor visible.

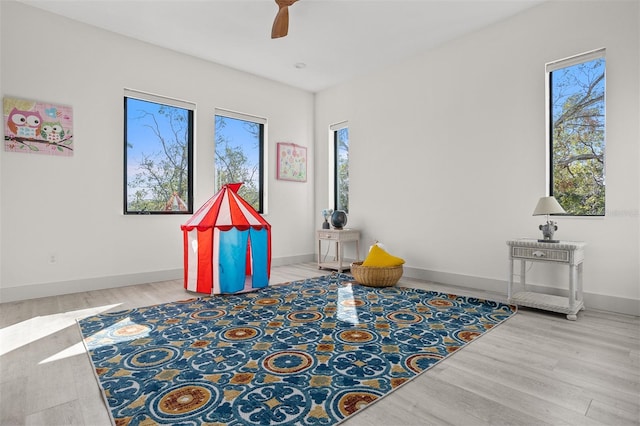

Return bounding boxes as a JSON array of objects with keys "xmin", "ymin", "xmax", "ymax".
[{"xmin": 1, "ymin": 263, "xmax": 638, "ymax": 426}]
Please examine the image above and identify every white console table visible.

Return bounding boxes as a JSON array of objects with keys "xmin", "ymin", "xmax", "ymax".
[
  {"xmin": 317, "ymin": 229, "xmax": 360, "ymax": 273},
  {"xmin": 507, "ymin": 239, "xmax": 586, "ymax": 320}
]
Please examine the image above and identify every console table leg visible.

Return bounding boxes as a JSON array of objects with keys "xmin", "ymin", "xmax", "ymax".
[
  {"xmin": 569, "ymin": 264, "xmax": 577, "ymax": 312},
  {"xmin": 508, "ymin": 259, "xmax": 513, "ymax": 300},
  {"xmin": 577, "ymin": 263, "xmax": 584, "ymax": 310}
]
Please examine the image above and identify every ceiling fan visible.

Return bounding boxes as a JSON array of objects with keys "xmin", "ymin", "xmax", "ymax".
[{"xmin": 271, "ymin": 0, "xmax": 299, "ymax": 39}]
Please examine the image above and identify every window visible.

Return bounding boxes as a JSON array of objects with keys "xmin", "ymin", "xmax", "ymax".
[
  {"xmin": 331, "ymin": 122, "xmax": 349, "ymax": 213},
  {"xmin": 124, "ymin": 89, "xmax": 194, "ymax": 214},
  {"xmin": 214, "ymin": 109, "xmax": 265, "ymax": 213},
  {"xmin": 547, "ymin": 48, "xmax": 605, "ymax": 216}
]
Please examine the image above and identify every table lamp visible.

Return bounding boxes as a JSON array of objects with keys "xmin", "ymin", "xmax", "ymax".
[{"xmin": 533, "ymin": 196, "xmax": 566, "ymax": 243}]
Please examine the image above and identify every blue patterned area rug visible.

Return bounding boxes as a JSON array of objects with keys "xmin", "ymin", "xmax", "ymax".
[{"xmin": 78, "ymin": 274, "xmax": 516, "ymax": 425}]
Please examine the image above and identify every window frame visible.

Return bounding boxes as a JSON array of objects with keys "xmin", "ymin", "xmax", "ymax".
[
  {"xmin": 545, "ymin": 48, "xmax": 606, "ymax": 217},
  {"xmin": 214, "ymin": 108, "xmax": 267, "ymax": 214},
  {"xmin": 123, "ymin": 89, "xmax": 195, "ymax": 215}
]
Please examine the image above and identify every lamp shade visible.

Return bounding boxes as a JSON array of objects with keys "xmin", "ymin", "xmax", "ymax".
[{"xmin": 533, "ymin": 196, "xmax": 566, "ymax": 216}]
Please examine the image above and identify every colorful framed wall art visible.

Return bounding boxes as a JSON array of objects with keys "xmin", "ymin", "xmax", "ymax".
[
  {"xmin": 4, "ymin": 97, "xmax": 74, "ymax": 156},
  {"xmin": 277, "ymin": 142, "xmax": 307, "ymax": 182}
]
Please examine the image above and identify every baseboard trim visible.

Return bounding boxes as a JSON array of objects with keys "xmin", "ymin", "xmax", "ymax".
[
  {"xmin": 403, "ymin": 266, "xmax": 506, "ymax": 294},
  {"xmin": 2, "ymin": 259, "xmax": 637, "ymax": 316},
  {"xmin": 403, "ymin": 266, "xmax": 640, "ymax": 317},
  {"xmin": 0, "ymin": 254, "xmax": 318, "ymax": 304},
  {"xmin": 271, "ymin": 253, "xmax": 315, "ymax": 267},
  {"xmin": 0, "ymin": 269, "xmax": 184, "ymax": 304}
]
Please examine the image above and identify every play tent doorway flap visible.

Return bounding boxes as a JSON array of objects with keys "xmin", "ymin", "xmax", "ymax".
[{"xmin": 181, "ymin": 183, "xmax": 271, "ymax": 294}]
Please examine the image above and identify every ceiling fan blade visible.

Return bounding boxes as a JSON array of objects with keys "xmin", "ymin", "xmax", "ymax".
[
  {"xmin": 271, "ymin": 7, "xmax": 289, "ymax": 38},
  {"xmin": 271, "ymin": 0, "xmax": 298, "ymax": 39}
]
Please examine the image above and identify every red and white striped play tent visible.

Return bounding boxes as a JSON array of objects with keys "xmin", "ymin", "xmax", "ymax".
[{"xmin": 181, "ymin": 183, "xmax": 271, "ymax": 295}]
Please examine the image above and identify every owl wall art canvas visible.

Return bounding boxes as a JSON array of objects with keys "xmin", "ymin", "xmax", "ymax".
[{"xmin": 3, "ymin": 97, "xmax": 73, "ymax": 156}]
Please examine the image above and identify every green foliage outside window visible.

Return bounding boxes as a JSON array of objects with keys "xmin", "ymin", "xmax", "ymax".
[
  {"xmin": 125, "ymin": 97, "xmax": 193, "ymax": 214},
  {"xmin": 336, "ymin": 128, "xmax": 349, "ymax": 213},
  {"xmin": 550, "ymin": 56, "xmax": 605, "ymax": 216},
  {"xmin": 214, "ymin": 115, "xmax": 263, "ymax": 212}
]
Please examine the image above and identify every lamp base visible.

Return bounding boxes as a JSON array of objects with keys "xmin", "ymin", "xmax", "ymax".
[{"xmin": 539, "ymin": 221, "xmax": 558, "ymax": 243}]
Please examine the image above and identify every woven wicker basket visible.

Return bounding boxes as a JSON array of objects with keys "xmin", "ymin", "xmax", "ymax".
[{"xmin": 350, "ymin": 261, "xmax": 403, "ymax": 287}]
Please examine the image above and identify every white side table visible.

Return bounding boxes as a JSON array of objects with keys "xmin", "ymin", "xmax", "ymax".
[
  {"xmin": 507, "ymin": 239, "xmax": 586, "ymax": 320},
  {"xmin": 317, "ymin": 229, "xmax": 360, "ymax": 273}
]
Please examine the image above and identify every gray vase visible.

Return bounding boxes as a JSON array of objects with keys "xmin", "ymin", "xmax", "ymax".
[{"xmin": 331, "ymin": 210, "xmax": 348, "ymax": 229}]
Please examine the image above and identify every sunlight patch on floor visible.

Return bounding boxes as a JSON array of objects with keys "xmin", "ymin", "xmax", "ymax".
[
  {"xmin": 42, "ymin": 312, "xmax": 151, "ymax": 364},
  {"xmin": 0, "ymin": 303, "xmax": 121, "ymax": 356},
  {"xmin": 82, "ymin": 316, "xmax": 152, "ymax": 351},
  {"xmin": 39, "ymin": 341, "xmax": 87, "ymax": 364}
]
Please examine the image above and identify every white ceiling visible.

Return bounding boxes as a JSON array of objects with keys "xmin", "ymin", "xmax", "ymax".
[{"xmin": 19, "ymin": 0, "xmax": 545, "ymax": 92}]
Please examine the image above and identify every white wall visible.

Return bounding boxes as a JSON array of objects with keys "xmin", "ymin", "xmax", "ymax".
[
  {"xmin": 0, "ymin": 1, "xmax": 315, "ymax": 301},
  {"xmin": 2, "ymin": 1, "xmax": 638, "ymax": 315},
  {"xmin": 0, "ymin": 2, "xmax": 3, "ymax": 295},
  {"xmin": 316, "ymin": 1, "xmax": 639, "ymax": 314}
]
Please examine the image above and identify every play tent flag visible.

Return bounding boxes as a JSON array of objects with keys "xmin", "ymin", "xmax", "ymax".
[{"xmin": 181, "ymin": 183, "xmax": 271, "ymax": 295}]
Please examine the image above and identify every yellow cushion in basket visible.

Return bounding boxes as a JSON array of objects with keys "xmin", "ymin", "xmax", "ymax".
[{"xmin": 362, "ymin": 244, "xmax": 405, "ymax": 267}]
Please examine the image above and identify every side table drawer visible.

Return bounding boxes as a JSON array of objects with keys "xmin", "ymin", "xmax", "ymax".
[
  {"xmin": 318, "ymin": 232, "xmax": 336, "ymax": 240},
  {"xmin": 512, "ymin": 247, "xmax": 570, "ymax": 263}
]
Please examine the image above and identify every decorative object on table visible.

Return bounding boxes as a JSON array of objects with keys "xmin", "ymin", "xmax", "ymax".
[
  {"xmin": 351, "ymin": 243, "xmax": 405, "ymax": 287},
  {"xmin": 276, "ymin": 142, "xmax": 307, "ymax": 181},
  {"xmin": 533, "ymin": 196, "xmax": 566, "ymax": 243},
  {"xmin": 321, "ymin": 208, "xmax": 333, "ymax": 229},
  {"xmin": 78, "ymin": 274, "xmax": 516, "ymax": 426},
  {"xmin": 330, "ymin": 209, "xmax": 348, "ymax": 229},
  {"xmin": 4, "ymin": 97, "xmax": 74, "ymax": 156},
  {"xmin": 180, "ymin": 183, "xmax": 271, "ymax": 295}
]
